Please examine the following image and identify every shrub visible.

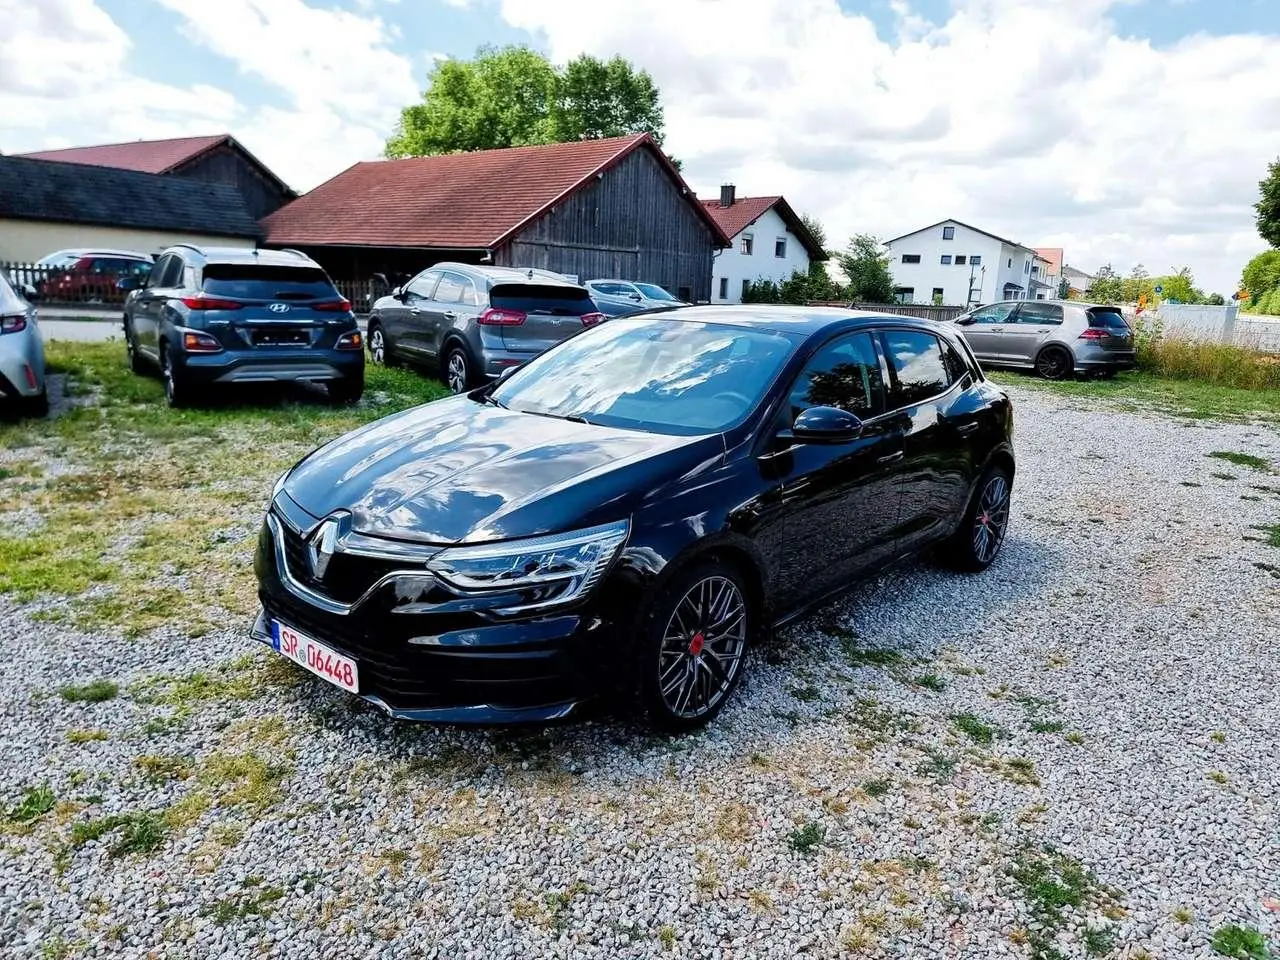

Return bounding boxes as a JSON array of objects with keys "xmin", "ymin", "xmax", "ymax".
[{"xmin": 1136, "ymin": 334, "xmax": 1280, "ymax": 391}]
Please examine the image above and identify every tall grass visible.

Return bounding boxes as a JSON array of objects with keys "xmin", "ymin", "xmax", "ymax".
[{"xmin": 1132, "ymin": 317, "xmax": 1280, "ymax": 391}]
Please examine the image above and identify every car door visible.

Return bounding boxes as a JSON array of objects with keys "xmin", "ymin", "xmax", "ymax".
[
  {"xmin": 132, "ymin": 254, "xmax": 178, "ymax": 361},
  {"xmin": 415, "ymin": 271, "xmax": 468, "ymax": 360},
  {"xmin": 1002, "ymin": 301, "xmax": 1063, "ymax": 364},
  {"xmin": 955, "ymin": 302, "xmax": 1016, "ymax": 362},
  {"xmin": 877, "ymin": 327, "xmax": 971, "ymax": 548},
  {"xmin": 761, "ymin": 331, "xmax": 905, "ymax": 608},
  {"xmin": 392, "ymin": 269, "xmax": 440, "ymax": 358}
]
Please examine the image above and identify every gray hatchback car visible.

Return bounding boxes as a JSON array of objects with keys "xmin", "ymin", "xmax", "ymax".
[
  {"xmin": 366, "ymin": 263, "xmax": 604, "ymax": 393},
  {"xmin": 952, "ymin": 300, "xmax": 1136, "ymax": 380}
]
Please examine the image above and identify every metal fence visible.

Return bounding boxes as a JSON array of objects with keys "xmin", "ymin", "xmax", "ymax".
[
  {"xmin": 806, "ymin": 300, "xmax": 967, "ymax": 322},
  {"xmin": 2, "ymin": 261, "xmax": 141, "ymax": 307}
]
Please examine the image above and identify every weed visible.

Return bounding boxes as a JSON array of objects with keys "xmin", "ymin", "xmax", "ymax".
[
  {"xmin": 1008, "ymin": 845, "xmax": 1121, "ymax": 960},
  {"xmin": 657, "ymin": 925, "xmax": 677, "ymax": 950},
  {"xmin": 748, "ymin": 889, "xmax": 773, "ymax": 912},
  {"xmin": 1065, "ymin": 732, "xmax": 1085, "ymax": 746},
  {"xmin": 715, "ymin": 801, "xmax": 755, "ymax": 841},
  {"xmin": 1208, "ymin": 451, "xmax": 1271, "ymax": 471},
  {"xmin": 66, "ymin": 729, "xmax": 108, "ymax": 743},
  {"xmin": 787, "ymin": 822, "xmax": 825, "ymax": 855},
  {"xmin": 1172, "ymin": 907, "xmax": 1194, "ymax": 923},
  {"xmin": 164, "ymin": 791, "xmax": 211, "ymax": 829},
  {"xmin": 1210, "ymin": 924, "xmax": 1271, "ymax": 959},
  {"xmin": 134, "ymin": 755, "xmax": 192, "ymax": 783},
  {"xmin": 7, "ymin": 785, "xmax": 56, "ymax": 823},
  {"xmin": 59, "ymin": 680, "xmax": 118, "ymax": 703},
  {"xmin": 1001, "ymin": 757, "xmax": 1041, "ymax": 786},
  {"xmin": 914, "ymin": 673, "xmax": 947, "ymax": 692},
  {"xmin": 1211, "ymin": 731, "xmax": 1226, "ymax": 744},
  {"xmin": 862, "ymin": 778, "xmax": 891, "ymax": 798},
  {"xmin": 917, "ymin": 749, "xmax": 958, "ymax": 781},
  {"xmin": 1252, "ymin": 523, "xmax": 1280, "ymax": 548},
  {"xmin": 203, "ymin": 885, "xmax": 285, "ymax": 924},
  {"xmin": 197, "ymin": 751, "xmax": 290, "ymax": 811},
  {"xmin": 1208, "ymin": 770, "xmax": 1229, "ymax": 785},
  {"xmin": 1181, "ymin": 481, "xmax": 1202, "ymax": 487},
  {"xmin": 952, "ymin": 712, "xmax": 998, "ymax": 745},
  {"xmin": 790, "ymin": 684, "xmax": 821, "ymax": 702},
  {"xmin": 1083, "ymin": 926, "xmax": 1117, "ymax": 956},
  {"xmin": 70, "ymin": 811, "xmax": 167, "ymax": 857},
  {"xmin": 1029, "ymin": 718, "xmax": 1066, "ymax": 733}
]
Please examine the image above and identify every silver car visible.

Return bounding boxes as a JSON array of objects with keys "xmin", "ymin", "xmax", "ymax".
[
  {"xmin": 585, "ymin": 279, "xmax": 686, "ymax": 317},
  {"xmin": 952, "ymin": 299, "xmax": 1136, "ymax": 380},
  {"xmin": 0, "ymin": 270, "xmax": 47, "ymax": 416},
  {"xmin": 367, "ymin": 263, "xmax": 605, "ymax": 393}
]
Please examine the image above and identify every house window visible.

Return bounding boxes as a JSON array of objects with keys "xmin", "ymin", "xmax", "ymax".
[
  {"xmin": 955, "ymin": 255, "xmax": 966, "ymax": 265},
  {"xmin": 718, "ymin": 277, "xmax": 728, "ymax": 300},
  {"xmin": 1008, "ymin": 258, "xmax": 1013, "ymax": 268},
  {"xmin": 940, "ymin": 255, "xmax": 952, "ymax": 265},
  {"xmin": 775, "ymin": 238, "xmax": 787, "ymax": 258},
  {"xmin": 970, "ymin": 255, "xmax": 981, "ymax": 266},
  {"xmin": 893, "ymin": 286, "xmax": 914, "ymax": 304},
  {"xmin": 740, "ymin": 233, "xmax": 754, "ymax": 256},
  {"xmin": 901, "ymin": 254, "xmax": 921, "ymax": 264},
  {"xmin": 741, "ymin": 279, "xmax": 750, "ymax": 300},
  {"xmin": 932, "ymin": 287, "xmax": 944, "ymax": 302},
  {"xmin": 1025, "ymin": 260, "xmax": 1030, "ymax": 273},
  {"xmin": 942, "ymin": 226, "xmax": 955, "ymax": 240}
]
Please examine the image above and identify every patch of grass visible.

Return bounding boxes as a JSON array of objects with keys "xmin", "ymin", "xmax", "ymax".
[
  {"xmin": 1000, "ymin": 757, "xmax": 1041, "ymax": 786},
  {"xmin": 1208, "ymin": 451, "xmax": 1271, "ymax": 471},
  {"xmin": 1065, "ymin": 731, "xmax": 1086, "ymax": 746},
  {"xmin": 66, "ymin": 729, "xmax": 108, "ymax": 743},
  {"xmin": 1172, "ymin": 907, "xmax": 1194, "ymax": 923},
  {"xmin": 134, "ymin": 754, "xmax": 192, "ymax": 783},
  {"xmin": 1210, "ymin": 924, "xmax": 1272, "ymax": 959},
  {"xmin": 69, "ymin": 811, "xmax": 167, "ymax": 857},
  {"xmin": 6, "ymin": 785, "xmax": 56, "ymax": 824},
  {"xmin": 952, "ymin": 712, "xmax": 998, "ymax": 745},
  {"xmin": 1211, "ymin": 731, "xmax": 1227, "ymax": 744},
  {"xmin": 862, "ymin": 778, "xmax": 891, "ymax": 798},
  {"xmin": 59, "ymin": 680, "xmax": 118, "ymax": 703},
  {"xmin": 1083, "ymin": 926, "xmax": 1117, "ymax": 956},
  {"xmin": 789, "ymin": 684, "xmax": 821, "ymax": 702},
  {"xmin": 197, "ymin": 751, "xmax": 290, "ymax": 811},
  {"xmin": 1029, "ymin": 718, "xmax": 1066, "ymax": 734},
  {"xmin": 1252, "ymin": 523, "xmax": 1280, "ymax": 548},
  {"xmin": 914, "ymin": 673, "xmax": 947, "ymax": 692},
  {"xmin": 134, "ymin": 658, "xmax": 261, "ymax": 708},
  {"xmin": 786, "ymin": 821, "xmax": 825, "ymax": 855},
  {"xmin": 1208, "ymin": 770, "xmax": 1229, "ymax": 785},
  {"xmin": 657, "ymin": 925, "xmax": 677, "ymax": 950},
  {"xmin": 917, "ymin": 749, "xmax": 958, "ymax": 781},
  {"xmin": 1009, "ymin": 846, "xmax": 1121, "ymax": 960},
  {"xmin": 1181, "ymin": 480, "xmax": 1202, "ymax": 487},
  {"xmin": 203, "ymin": 884, "xmax": 285, "ymax": 925}
]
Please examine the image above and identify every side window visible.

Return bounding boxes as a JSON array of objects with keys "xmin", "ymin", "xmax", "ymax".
[
  {"xmin": 405, "ymin": 270, "xmax": 440, "ymax": 301},
  {"xmin": 146, "ymin": 255, "xmax": 172, "ymax": 289},
  {"xmin": 941, "ymin": 338, "xmax": 973, "ymax": 384},
  {"xmin": 1016, "ymin": 302, "xmax": 1063, "ymax": 325},
  {"xmin": 968, "ymin": 302, "xmax": 1016, "ymax": 324},
  {"xmin": 433, "ymin": 273, "xmax": 467, "ymax": 303},
  {"xmin": 880, "ymin": 330, "xmax": 949, "ymax": 408},
  {"xmin": 458, "ymin": 277, "xmax": 479, "ymax": 306},
  {"xmin": 152, "ymin": 255, "xmax": 183, "ymax": 288},
  {"xmin": 787, "ymin": 332, "xmax": 884, "ymax": 421}
]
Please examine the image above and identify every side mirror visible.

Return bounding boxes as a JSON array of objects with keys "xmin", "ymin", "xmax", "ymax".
[
  {"xmin": 791, "ymin": 406, "xmax": 862, "ymax": 444},
  {"xmin": 630, "ymin": 293, "xmax": 643, "ymax": 301},
  {"xmin": 496, "ymin": 364, "xmax": 521, "ymax": 383},
  {"xmin": 955, "ymin": 316, "xmax": 975, "ymax": 325},
  {"xmin": 116, "ymin": 277, "xmax": 141, "ymax": 293},
  {"xmin": 392, "ymin": 286, "xmax": 404, "ymax": 300}
]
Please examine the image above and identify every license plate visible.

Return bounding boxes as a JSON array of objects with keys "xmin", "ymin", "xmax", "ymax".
[{"xmin": 271, "ymin": 620, "xmax": 359, "ymax": 693}]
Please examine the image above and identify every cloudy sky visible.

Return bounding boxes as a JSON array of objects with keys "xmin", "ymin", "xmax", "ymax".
[{"xmin": 2, "ymin": 0, "xmax": 1277, "ymax": 294}]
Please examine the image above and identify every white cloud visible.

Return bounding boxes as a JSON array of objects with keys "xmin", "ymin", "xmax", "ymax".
[{"xmin": 499, "ymin": 0, "xmax": 1280, "ymax": 293}]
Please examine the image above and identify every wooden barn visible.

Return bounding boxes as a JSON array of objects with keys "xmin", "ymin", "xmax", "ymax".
[
  {"xmin": 18, "ymin": 134, "xmax": 295, "ymax": 221},
  {"xmin": 259, "ymin": 134, "xmax": 729, "ymax": 302}
]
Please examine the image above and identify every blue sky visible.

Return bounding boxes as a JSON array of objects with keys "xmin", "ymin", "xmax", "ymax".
[{"xmin": 2, "ymin": 0, "xmax": 1278, "ymax": 293}]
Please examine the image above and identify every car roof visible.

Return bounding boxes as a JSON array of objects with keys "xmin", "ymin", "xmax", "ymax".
[
  {"xmin": 170, "ymin": 246, "xmax": 320, "ymax": 268},
  {"xmin": 45, "ymin": 248, "xmax": 153, "ymax": 261},
  {"xmin": 654, "ymin": 304, "xmax": 949, "ymax": 337},
  {"xmin": 432, "ymin": 261, "xmax": 583, "ymax": 289}
]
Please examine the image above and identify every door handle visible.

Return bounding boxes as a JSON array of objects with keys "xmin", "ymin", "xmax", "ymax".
[
  {"xmin": 955, "ymin": 422, "xmax": 979, "ymax": 436},
  {"xmin": 877, "ymin": 451, "xmax": 904, "ymax": 465},
  {"xmin": 442, "ymin": 311, "xmax": 457, "ymax": 320}
]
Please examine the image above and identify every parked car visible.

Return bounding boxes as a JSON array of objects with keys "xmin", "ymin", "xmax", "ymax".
[
  {"xmin": 952, "ymin": 300, "xmax": 1136, "ymax": 380},
  {"xmin": 35, "ymin": 249, "xmax": 153, "ymax": 304},
  {"xmin": 253, "ymin": 306, "xmax": 1014, "ymax": 730},
  {"xmin": 0, "ymin": 269, "xmax": 47, "ymax": 417},
  {"xmin": 366, "ymin": 263, "xmax": 605, "ymax": 393},
  {"xmin": 585, "ymin": 279, "xmax": 686, "ymax": 317},
  {"xmin": 121, "ymin": 246, "xmax": 363, "ymax": 407}
]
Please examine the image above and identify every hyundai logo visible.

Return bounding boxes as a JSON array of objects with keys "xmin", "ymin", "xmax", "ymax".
[
  {"xmin": 268, "ymin": 302, "xmax": 291, "ymax": 313},
  {"xmin": 306, "ymin": 512, "xmax": 351, "ymax": 580}
]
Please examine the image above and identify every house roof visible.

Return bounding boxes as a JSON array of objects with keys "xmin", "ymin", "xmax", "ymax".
[
  {"xmin": 260, "ymin": 134, "xmax": 729, "ymax": 250},
  {"xmin": 17, "ymin": 134, "xmax": 294, "ymax": 195},
  {"xmin": 1034, "ymin": 247, "xmax": 1064, "ymax": 272},
  {"xmin": 0, "ymin": 155, "xmax": 261, "ymax": 239},
  {"xmin": 884, "ymin": 218, "xmax": 1031, "ymax": 251},
  {"xmin": 700, "ymin": 195, "xmax": 827, "ymax": 261}
]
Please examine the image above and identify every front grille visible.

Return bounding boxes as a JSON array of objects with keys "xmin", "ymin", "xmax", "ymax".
[{"xmin": 276, "ymin": 521, "xmax": 409, "ymax": 604}]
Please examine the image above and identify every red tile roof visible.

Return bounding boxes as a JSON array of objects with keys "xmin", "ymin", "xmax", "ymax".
[
  {"xmin": 700, "ymin": 195, "xmax": 827, "ymax": 261},
  {"xmin": 261, "ymin": 134, "xmax": 728, "ymax": 250},
  {"xmin": 18, "ymin": 135, "xmax": 230, "ymax": 175},
  {"xmin": 1034, "ymin": 247, "xmax": 1064, "ymax": 272}
]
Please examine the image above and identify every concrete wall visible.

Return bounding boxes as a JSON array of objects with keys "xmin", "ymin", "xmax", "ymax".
[
  {"xmin": 1149, "ymin": 303, "xmax": 1280, "ymax": 352},
  {"xmin": 0, "ymin": 219, "xmax": 254, "ymax": 262},
  {"xmin": 711, "ymin": 206, "xmax": 812, "ymax": 303}
]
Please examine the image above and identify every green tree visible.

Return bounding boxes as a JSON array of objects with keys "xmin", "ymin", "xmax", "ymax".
[
  {"xmin": 1256, "ymin": 156, "xmax": 1280, "ymax": 248},
  {"xmin": 799, "ymin": 214, "xmax": 828, "ymax": 254},
  {"xmin": 1206, "ymin": 293, "xmax": 1225, "ymax": 305},
  {"xmin": 385, "ymin": 46, "xmax": 665, "ymax": 158},
  {"xmin": 1090, "ymin": 264, "xmax": 1123, "ymax": 304},
  {"xmin": 1121, "ymin": 263, "xmax": 1153, "ymax": 303},
  {"xmin": 836, "ymin": 235, "xmax": 894, "ymax": 303},
  {"xmin": 1152, "ymin": 266, "xmax": 1205, "ymax": 304},
  {"xmin": 1241, "ymin": 249, "xmax": 1280, "ymax": 305}
]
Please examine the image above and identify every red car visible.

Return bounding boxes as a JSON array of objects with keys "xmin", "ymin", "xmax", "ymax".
[{"xmin": 36, "ymin": 250, "xmax": 153, "ymax": 304}]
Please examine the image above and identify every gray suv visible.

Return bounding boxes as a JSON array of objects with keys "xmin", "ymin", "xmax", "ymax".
[
  {"xmin": 952, "ymin": 299, "xmax": 1136, "ymax": 380},
  {"xmin": 121, "ymin": 246, "xmax": 363, "ymax": 407},
  {"xmin": 366, "ymin": 263, "xmax": 604, "ymax": 393}
]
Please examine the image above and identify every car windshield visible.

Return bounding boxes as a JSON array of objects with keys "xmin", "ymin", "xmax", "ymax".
[
  {"xmin": 634, "ymin": 283, "xmax": 679, "ymax": 302},
  {"xmin": 491, "ymin": 317, "xmax": 796, "ymax": 435}
]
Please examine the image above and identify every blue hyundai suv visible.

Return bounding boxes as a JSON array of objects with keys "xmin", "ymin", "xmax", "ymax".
[{"xmin": 121, "ymin": 246, "xmax": 363, "ymax": 407}]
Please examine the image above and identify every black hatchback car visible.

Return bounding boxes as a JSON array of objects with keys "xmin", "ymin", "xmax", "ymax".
[
  {"xmin": 253, "ymin": 307, "xmax": 1014, "ymax": 730},
  {"xmin": 122, "ymin": 246, "xmax": 364, "ymax": 407}
]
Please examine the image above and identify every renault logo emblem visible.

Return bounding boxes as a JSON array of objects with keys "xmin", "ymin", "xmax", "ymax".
[
  {"xmin": 268, "ymin": 302, "xmax": 291, "ymax": 313},
  {"xmin": 306, "ymin": 512, "xmax": 351, "ymax": 580}
]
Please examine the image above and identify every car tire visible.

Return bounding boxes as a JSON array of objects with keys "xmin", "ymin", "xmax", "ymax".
[
  {"xmin": 327, "ymin": 376, "xmax": 363, "ymax": 405},
  {"xmin": 160, "ymin": 341, "xmax": 194, "ymax": 409},
  {"xmin": 367, "ymin": 322, "xmax": 397, "ymax": 367},
  {"xmin": 124, "ymin": 320, "xmax": 147, "ymax": 374},
  {"xmin": 23, "ymin": 386, "xmax": 49, "ymax": 419},
  {"xmin": 1034, "ymin": 346, "xmax": 1073, "ymax": 381},
  {"xmin": 443, "ymin": 342, "xmax": 474, "ymax": 394},
  {"xmin": 638, "ymin": 559, "xmax": 752, "ymax": 733},
  {"xmin": 939, "ymin": 465, "xmax": 1012, "ymax": 572}
]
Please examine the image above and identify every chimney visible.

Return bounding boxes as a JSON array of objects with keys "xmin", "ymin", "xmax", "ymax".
[{"xmin": 719, "ymin": 183, "xmax": 736, "ymax": 208}]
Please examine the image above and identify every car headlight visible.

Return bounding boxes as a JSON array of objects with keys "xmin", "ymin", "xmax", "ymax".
[
  {"xmin": 270, "ymin": 469, "xmax": 290, "ymax": 503},
  {"xmin": 428, "ymin": 520, "xmax": 628, "ymax": 613}
]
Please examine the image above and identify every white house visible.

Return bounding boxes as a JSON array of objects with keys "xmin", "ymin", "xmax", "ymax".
[
  {"xmin": 1061, "ymin": 264, "xmax": 1096, "ymax": 296},
  {"xmin": 701, "ymin": 186, "xmax": 826, "ymax": 303},
  {"xmin": 883, "ymin": 219, "xmax": 1040, "ymax": 307}
]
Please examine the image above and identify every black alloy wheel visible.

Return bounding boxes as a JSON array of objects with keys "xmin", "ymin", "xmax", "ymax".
[
  {"xmin": 445, "ymin": 344, "xmax": 472, "ymax": 394},
  {"xmin": 941, "ymin": 467, "xmax": 1012, "ymax": 571},
  {"xmin": 1034, "ymin": 346, "xmax": 1072, "ymax": 381}
]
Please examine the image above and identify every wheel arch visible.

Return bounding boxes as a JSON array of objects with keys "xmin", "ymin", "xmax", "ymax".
[{"xmin": 1034, "ymin": 341, "xmax": 1074, "ymax": 372}]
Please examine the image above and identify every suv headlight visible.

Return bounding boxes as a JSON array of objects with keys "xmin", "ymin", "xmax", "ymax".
[{"xmin": 428, "ymin": 520, "xmax": 628, "ymax": 613}]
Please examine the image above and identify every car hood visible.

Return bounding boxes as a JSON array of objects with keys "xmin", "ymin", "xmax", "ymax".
[{"xmin": 282, "ymin": 395, "xmax": 723, "ymax": 545}]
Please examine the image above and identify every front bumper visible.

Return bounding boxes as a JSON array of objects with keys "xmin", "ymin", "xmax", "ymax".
[
  {"xmin": 251, "ymin": 512, "xmax": 640, "ymax": 724},
  {"xmin": 179, "ymin": 348, "xmax": 364, "ymax": 385}
]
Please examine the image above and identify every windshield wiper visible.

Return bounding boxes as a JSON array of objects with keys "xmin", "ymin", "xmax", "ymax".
[
  {"xmin": 482, "ymin": 394, "xmax": 507, "ymax": 409},
  {"xmin": 516, "ymin": 407, "xmax": 591, "ymax": 425}
]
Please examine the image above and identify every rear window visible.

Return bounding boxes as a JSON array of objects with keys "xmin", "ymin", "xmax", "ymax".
[
  {"xmin": 1087, "ymin": 307, "xmax": 1129, "ymax": 329},
  {"xmin": 490, "ymin": 283, "xmax": 593, "ymax": 316},
  {"xmin": 202, "ymin": 264, "xmax": 337, "ymax": 301}
]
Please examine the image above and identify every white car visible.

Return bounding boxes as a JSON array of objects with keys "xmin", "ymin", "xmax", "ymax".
[{"xmin": 0, "ymin": 269, "xmax": 47, "ymax": 417}]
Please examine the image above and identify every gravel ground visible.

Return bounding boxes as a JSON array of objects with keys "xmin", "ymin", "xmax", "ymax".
[{"xmin": 2, "ymin": 386, "xmax": 1278, "ymax": 959}]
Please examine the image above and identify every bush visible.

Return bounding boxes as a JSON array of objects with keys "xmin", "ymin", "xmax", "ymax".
[{"xmin": 1136, "ymin": 333, "xmax": 1280, "ymax": 391}]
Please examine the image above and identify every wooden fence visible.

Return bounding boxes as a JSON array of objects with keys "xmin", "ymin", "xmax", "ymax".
[{"xmin": 806, "ymin": 300, "xmax": 967, "ymax": 322}]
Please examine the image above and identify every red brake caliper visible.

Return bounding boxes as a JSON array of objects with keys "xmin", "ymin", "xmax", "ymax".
[{"xmin": 688, "ymin": 632, "xmax": 705, "ymax": 656}]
